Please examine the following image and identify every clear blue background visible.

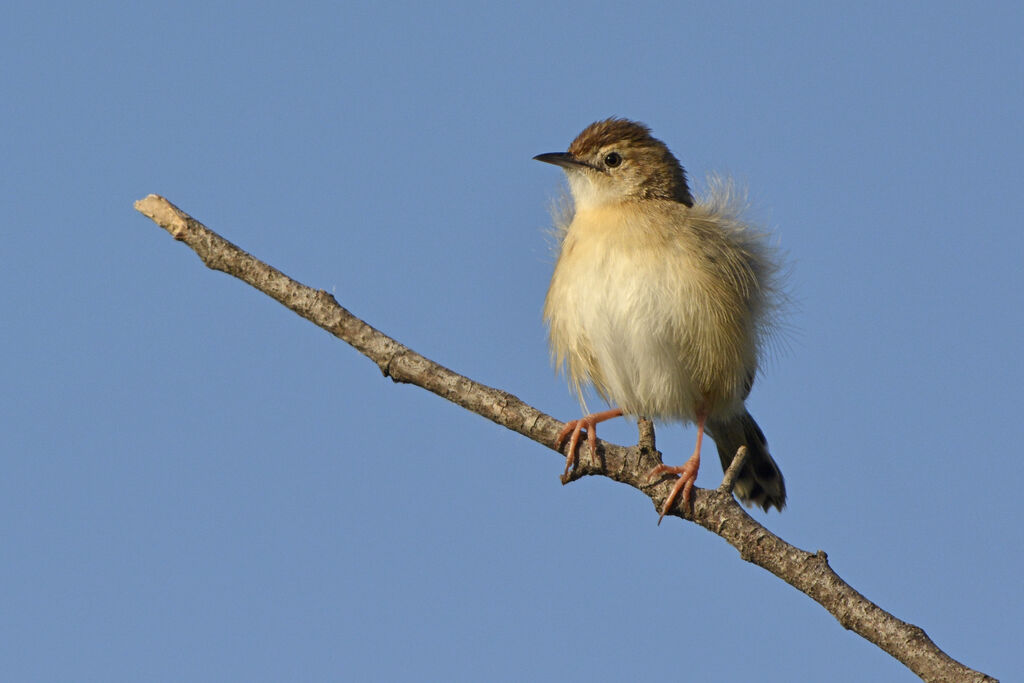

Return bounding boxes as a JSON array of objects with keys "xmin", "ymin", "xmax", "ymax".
[{"xmin": 2, "ymin": 3, "xmax": 1020, "ymax": 681}]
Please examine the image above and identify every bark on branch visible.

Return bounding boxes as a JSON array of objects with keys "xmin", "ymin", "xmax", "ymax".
[{"xmin": 134, "ymin": 194, "xmax": 996, "ymax": 683}]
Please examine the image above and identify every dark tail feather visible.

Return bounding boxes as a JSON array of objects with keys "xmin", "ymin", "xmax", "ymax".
[{"xmin": 705, "ymin": 411, "xmax": 786, "ymax": 511}]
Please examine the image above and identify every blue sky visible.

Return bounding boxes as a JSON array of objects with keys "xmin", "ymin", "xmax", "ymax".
[{"xmin": 2, "ymin": 2, "xmax": 1021, "ymax": 681}]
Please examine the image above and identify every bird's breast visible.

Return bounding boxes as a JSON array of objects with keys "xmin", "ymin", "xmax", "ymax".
[{"xmin": 544, "ymin": 204, "xmax": 752, "ymax": 421}]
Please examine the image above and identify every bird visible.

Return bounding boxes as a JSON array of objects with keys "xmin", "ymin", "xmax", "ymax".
[{"xmin": 534, "ymin": 118, "xmax": 786, "ymax": 523}]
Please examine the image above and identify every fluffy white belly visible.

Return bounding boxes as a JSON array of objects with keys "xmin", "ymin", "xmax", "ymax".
[{"xmin": 565, "ymin": 253, "xmax": 705, "ymax": 422}]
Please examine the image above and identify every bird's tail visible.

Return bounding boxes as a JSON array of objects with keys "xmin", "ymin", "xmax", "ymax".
[{"xmin": 705, "ymin": 411, "xmax": 786, "ymax": 511}]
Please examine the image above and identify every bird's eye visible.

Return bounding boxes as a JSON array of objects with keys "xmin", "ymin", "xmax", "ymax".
[{"xmin": 604, "ymin": 152, "xmax": 622, "ymax": 168}]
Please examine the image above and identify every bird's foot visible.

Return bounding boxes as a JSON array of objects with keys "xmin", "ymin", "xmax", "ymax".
[
  {"xmin": 555, "ymin": 408, "xmax": 623, "ymax": 483},
  {"xmin": 649, "ymin": 450, "xmax": 701, "ymax": 524}
]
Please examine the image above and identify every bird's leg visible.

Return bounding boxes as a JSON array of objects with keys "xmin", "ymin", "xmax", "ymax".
[
  {"xmin": 649, "ymin": 410, "xmax": 707, "ymax": 524},
  {"xmin": 555, "ymin": 408, "xmax": 624, "ymax": 482}
]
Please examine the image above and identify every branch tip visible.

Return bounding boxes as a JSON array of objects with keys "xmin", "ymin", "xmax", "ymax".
[{"xmin": 718, "ymin": 445, "xmax": 749, "ymax": 495}]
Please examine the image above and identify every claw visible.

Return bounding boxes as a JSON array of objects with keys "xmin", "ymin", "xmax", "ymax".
[
  {"xmin": 555, "ymin": 408, "xmax": 624, "ymax": 482},
  {"xmin": 649, "ymin": 410, "xmax": 707, "ymax": 524},
  {"xmin": 652, "ymin": 454, "xmax": 700, "ymax": 524}
]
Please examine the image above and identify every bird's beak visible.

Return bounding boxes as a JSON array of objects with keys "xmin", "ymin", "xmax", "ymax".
[{"xmin": 533, "ymin": 152, "xmax": 590, "ymax": 169}]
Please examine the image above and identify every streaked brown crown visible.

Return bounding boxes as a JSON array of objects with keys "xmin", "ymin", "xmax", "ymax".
[{"xmin": 568, "ymin": 118, "xmax": 694, "ymax": 206}]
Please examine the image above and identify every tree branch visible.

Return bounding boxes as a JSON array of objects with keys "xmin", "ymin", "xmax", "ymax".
[{"xmin": 134, "ymin": 194, "xmax": 996, "ymax": 683}]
